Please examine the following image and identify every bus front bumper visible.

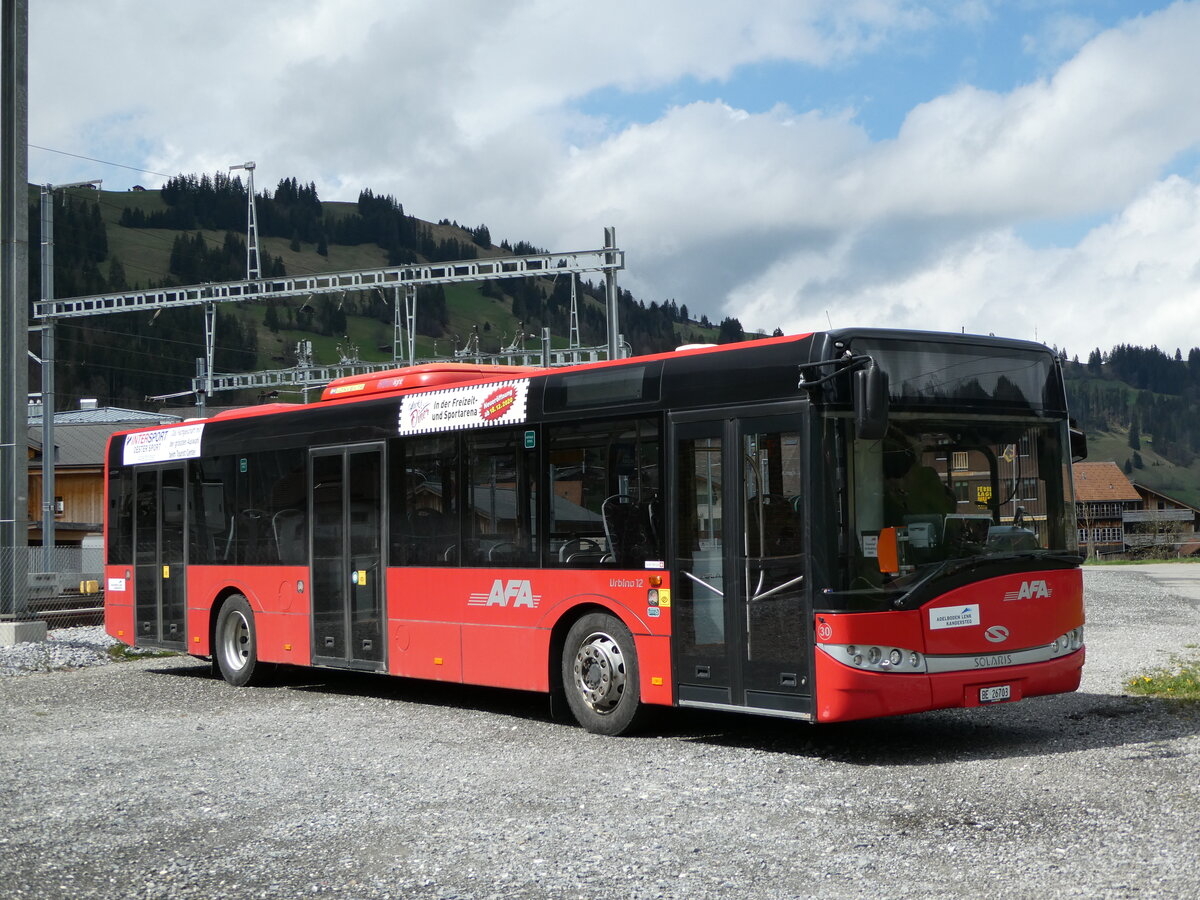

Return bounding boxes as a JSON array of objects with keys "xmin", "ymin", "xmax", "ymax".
[{"xmin": 814, "ymin": 647, "xmax": 1085, "ymax": 723}]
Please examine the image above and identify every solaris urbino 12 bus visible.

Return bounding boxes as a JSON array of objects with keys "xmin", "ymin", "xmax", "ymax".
[{"xmin": 103, "ymin": 328, "xmax": 1086, "ymax": 734}]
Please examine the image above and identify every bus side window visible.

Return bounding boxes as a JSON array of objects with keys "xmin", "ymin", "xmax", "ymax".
[
  {"xmin": 601, "ymin": 493, "xmax": 661, "ymax": 568},
  {"xmin": 188, "ymin": 457, "xmax": 235, "ymax": 564},
  {"xmin": 393, "ymin": 435, "xmax": 459, "ymax": 566},
  {"xmin": 231, "ymin": 449, "xmax": 306, "ymax": 565},
  {"xmin": 465, "ymin": 429, "xmax": 538, "ymax": 567},
  {"xmin": 546, "ymin": 417, "xmax": 662, "ymax": 568},
  {"xmin": 387, "ymin": 438, "xmax": 408, "ymax": 566},
  {"xmin": 269, "ymin": 460, "xmax": 308, "ymax": 565},
  {"xmin": 107, "ymin": 467, "xmax": 134, "ymax": 565}
]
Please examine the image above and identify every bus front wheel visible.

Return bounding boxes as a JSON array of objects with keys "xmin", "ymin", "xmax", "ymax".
[
  {"xmin": 562, "ymin": 612, "xmax": 643, "ymax": 735},
  {"xmin": 214, "ymin": 594, "xmax": 270, "ymax": 687}
]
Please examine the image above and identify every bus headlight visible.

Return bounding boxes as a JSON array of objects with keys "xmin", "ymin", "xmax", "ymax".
[
  {"xmin": 821, "ymin": 643, "xmax": 927, "ymax": 673},
  {"xmin": 1049, "ymin": 627, "xmax": 1084, "ymax": 656}
]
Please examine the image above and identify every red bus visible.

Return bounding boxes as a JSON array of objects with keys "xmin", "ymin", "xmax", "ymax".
[{"xmin": 103, "ymin": 329, "xmax": 1086, "ymax": 734}]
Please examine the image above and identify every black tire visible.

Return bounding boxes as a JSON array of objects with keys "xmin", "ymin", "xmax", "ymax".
[
  {"xmin": 561, "ymin": 612, "xmax": 644, "ymax": 735},
  {"xmin": 213, "ymin": 594, "xmax": 271, "ymax": 687}
]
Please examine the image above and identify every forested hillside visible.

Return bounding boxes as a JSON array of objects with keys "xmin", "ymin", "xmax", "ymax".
[
  {"xmin": 1064, "ymin": 345, "xmax": 1200, "ymax": 507},
  {"xmin": 29, "ymin": 176, "xmax": 1200, "ymax": 508},
  {"xmin": 29, "ymin": 175, "xmax": 748, "ymax": 410}
]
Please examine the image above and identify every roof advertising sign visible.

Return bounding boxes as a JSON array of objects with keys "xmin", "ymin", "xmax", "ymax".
[
  {"xmin": 122, "ymin": 423, "xmax": 205, "ymax": 465},
  {"xmin": 398, "ymin": 380, "xmax": 529, "ymax": 435}
]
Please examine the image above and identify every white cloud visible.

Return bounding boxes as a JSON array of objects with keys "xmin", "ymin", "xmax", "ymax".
[
  {"xmin": 734, "ymin": 175, "xmax": 1200, "ymax": 354},
  {"xmin": 25, "ymin": 1, "xmax": 1200, "ymax": 355},
  {"xmin": 1021, "ymin": 13, "xmax": 1103, "ymax": 69}
]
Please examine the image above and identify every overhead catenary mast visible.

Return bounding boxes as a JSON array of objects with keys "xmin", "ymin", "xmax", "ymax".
[
  {"xmin": 192, "ymin": 160, "xmax": 262, "ymax": 417},
  {"xmin": 39, "ymin": 232, "xmax": 627, "ymax": 404},
  {"xmin": 1, "ymin": 0, "xmax": 32, "ymax": 637},
  {"xmin": 37, "ymin": 179, "xmax": 101, "ymax": 568}
]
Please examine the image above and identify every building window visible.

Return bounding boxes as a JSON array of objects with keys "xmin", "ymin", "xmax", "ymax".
[
  {"xmin": 952, "ymin": 451, "xmax": 969, "ymax": 471},
  {"xmin": 1019, "ymin": 478, "xmax": 1039, "ymax": 501}
]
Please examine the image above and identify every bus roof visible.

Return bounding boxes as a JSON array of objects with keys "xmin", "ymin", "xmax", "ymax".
[{"xmin": 110, "ymin": 326, "xmax": 1059, "ymax": 441}]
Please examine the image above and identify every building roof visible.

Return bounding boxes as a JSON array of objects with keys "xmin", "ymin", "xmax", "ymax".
[
  {"xmin": 1131, "ymin": 482, "xmax": 1200, "ymax": 515},
  {"xmin": 27, "ymin": 423, "xmax": 127, "ymax": 467},
  {"xmin": 156, "ymin": 404, "xmax": 252, "ymax": 420},
  {"xmin": 1073, "ymin": 461, "xmax": 1141, "ymax": 503},
  {"xmin": 28, "ymin": 406, "xmax": 183, "ymax": 426},
  {"xmin": 26, "ymin": 405, "xmax": 186, "ymax": 468}
]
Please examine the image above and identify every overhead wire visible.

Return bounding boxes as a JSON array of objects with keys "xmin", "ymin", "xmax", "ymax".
[
  {"xmin": 30, "ymin": 144, "xmax": 392, "ymax": 282},
  {"xmin": 49, "ymin": 183, "xmax": 347, "ymax": 282},
  {"xmin": 29, "ymin": 142, "xmax": 176, "ymax": 179},
  {"xmin": 54, "ymin": 320, "xmax": 261, "ymax": 364},
  {"xmin": 30, "ymin": 142, "xmax": 408, "ymax": 390},
  {"xmin": 29, "ymin": 144, "xmax": 310, "ymax": 273},
  {"xmin": 47, "ymin": 187, "xmax": 254, "ymax": 275}
]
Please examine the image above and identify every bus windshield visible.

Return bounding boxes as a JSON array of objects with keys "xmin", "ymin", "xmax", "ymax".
[{"xmin": 838, "ymin": 415, "xmax": 1079, "ymax": 608}]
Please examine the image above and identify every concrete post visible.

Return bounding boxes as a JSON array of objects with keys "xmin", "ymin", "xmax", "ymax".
[{"xmin": 1, "ymin": 0, "xmax": 44, "ymax": 644}]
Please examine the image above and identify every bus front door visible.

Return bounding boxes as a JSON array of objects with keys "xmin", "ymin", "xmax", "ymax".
[
  {"xmin": 672, "ymin": 415, "xmax": 811, "ymax": 719},
  {"xmin": 310, "ymin": 444, "xmax": 386, "ymax": 671},
  {"xmin": 133, "ymin": 464, "xmax": 186, "ymax": 649}
]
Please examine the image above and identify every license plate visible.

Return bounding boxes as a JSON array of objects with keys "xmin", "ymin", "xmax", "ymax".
[{"xmin": 979, "ymin": 685, "xmax": 1012, "ymax": 703}]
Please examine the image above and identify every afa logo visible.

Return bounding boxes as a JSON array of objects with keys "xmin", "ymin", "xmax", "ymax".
[
  {"xmin": 468, "ymin": 579, "xmax": 542, "ymax": 608},
  {"xmin": 1003, "ymin": 580, "xmax": 1052, "ymax": 601}
]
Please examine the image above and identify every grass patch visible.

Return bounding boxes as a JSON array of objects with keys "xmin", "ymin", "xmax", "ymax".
[
  {"xmin": 107, "ymin": 644, "xmax": 179, "ymax": 662},
  {"xmin": 1126, "ymin": 656, "xmax": 1200, "ymax": 700},
  {"xmin": 1084, "ymin": 557, "xmax": 1200, "ymax": 566}
]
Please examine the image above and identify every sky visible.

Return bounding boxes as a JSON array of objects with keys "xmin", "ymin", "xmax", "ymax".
[{"xmin": 26, "ymin": 0, "xmax": 1200, "ymax": 358}]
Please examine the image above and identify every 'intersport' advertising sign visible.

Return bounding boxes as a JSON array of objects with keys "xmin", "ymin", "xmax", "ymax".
[{"xmin": 122, "ymin": 423, "xmax": 205, "ymax": 465}]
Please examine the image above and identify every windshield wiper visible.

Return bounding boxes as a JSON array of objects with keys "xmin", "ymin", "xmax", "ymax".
[
  {"xmin": 887, "ymin": 551, "xmax": 1082, "ymax": 609},
  {"xmin": 824, "ymin": 550, "xmax": 1081, "ymax": 609}
]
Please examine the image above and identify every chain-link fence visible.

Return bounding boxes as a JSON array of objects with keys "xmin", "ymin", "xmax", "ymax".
[
  {"xmin": 0, "ymin": 542, "xmax": 28, "ymax": 619},
  {"xmin": 11, "ymin": 545, "xmax": 105, "ymax": 630}
]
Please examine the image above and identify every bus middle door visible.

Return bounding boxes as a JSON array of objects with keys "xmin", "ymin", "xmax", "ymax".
[
  {"xmin": 672, "ymin": 413, "xmax": 812, "ymax": 719},
  {"xmin": 310, "ymin": 444, "xmax": 386, "ymax": 671}
]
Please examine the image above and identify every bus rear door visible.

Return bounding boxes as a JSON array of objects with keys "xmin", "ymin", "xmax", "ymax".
[
  {"xmin": 672, "ymin": 411, "xmax": 812, "ymax": 719},
  {"xmin": 133, "ymin": 464, "xmax": 187, "ymax": 649}
]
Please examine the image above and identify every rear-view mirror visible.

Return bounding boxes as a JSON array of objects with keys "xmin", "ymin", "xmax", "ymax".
[{"xmin": 854, "ymin": 361, "xmax": 889, "ymax": 440}]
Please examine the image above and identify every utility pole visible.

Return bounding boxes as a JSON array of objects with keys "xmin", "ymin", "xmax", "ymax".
[
  {"xmin": 195, "ymin": 160, "xmax": 260, "ymax": 419},
  {"xmin": 1, "ymin": 0, "xmax": 39, "ymax": 642},
  {"xmin": 229, "ymin": 161, "xmax": 260, "ymax": 279},
  {"xmin": 604, "ymin": 226, "xmax": 621, "ymax": 360},
  {"xmin": 569, "ymin": 272, "xmax": 580, "ymax": 357},
  {"xmin": 38, "ymin": 180, "xmax": 101, "ymax": 571}
]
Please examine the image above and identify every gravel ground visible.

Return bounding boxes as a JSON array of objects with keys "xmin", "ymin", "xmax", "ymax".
[
  {"xmin": 0, "ymin": 625, "xmax": 140, "ymax": 676},
  {"xmin": 1, "ymin": 566, "xmax": 1198, "ymax": 899}
]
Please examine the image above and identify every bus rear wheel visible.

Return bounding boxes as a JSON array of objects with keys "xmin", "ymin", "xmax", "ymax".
[
  {"xmin": 562, "ymin": 612, "xmax": 643, "ymax": 735},
  {"xmin": 214, "ymin": 594, "xmax": 271, "ymax": 687}
]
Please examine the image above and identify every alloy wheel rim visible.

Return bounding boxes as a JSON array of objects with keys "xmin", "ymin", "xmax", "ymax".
[{"xmin": 572, "ymin": 631, "xmax": 626, "ymax": 714}]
